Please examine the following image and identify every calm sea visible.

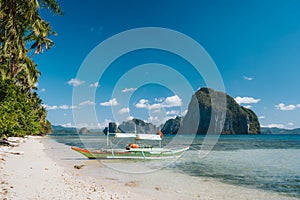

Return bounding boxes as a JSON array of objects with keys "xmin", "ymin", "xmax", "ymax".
[{"xmin": 49, "ymin": 133, "xmax": 300, "ymax": 197}]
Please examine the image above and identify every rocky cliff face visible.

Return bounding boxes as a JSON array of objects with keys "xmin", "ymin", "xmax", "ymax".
[
  {"xmin": 103, "ymin": 122, "xmax": 122, "ymax": 134},
  {"xmin": 118, "ymin": 118, "xmax": 158, "ymax": 134},
  {"xmin": 241, "ymin": 106, "xmax": 260, "ymax": 134},
  {"xmin": 161, "ymin": 116, "xmax": 183, "ymax": 134},
  {"xmin": 163, "ymin": 88, "xmax": 260, "ymax": 134},
  {"xmin": 103, "ymin": 88, "xmax": 260, "ymax": 135}
]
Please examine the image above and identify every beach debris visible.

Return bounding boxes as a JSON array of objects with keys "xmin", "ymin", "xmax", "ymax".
[
  {"xmin": 155, "ymin": 186, "xmax": 161, "ymax": 191},
  {"xmin": 0, "ymin": 147, "xmax": 24, "ymax": 155},
  {"xmin": 7, "ymin": 137, "xmax": 26, "ymax": 146},
  {"xmin": 0, "ymin": 139, "xmax": 10, "ymax": 146},
  {"xmin": 125, "ymin": 180, "xmax": 139, "ymax": 187},
  {"xmin": 2, "ymin": 187, "xmax": 8, "ymax": 195},
  {"xmin": 74, "ymin": 164, "xmax": 85, "ymax": 169},
  {"xmin": 0, "ymin": 137, "xmax": 27, "ymax": 147},
  {"xmin": 90, "ymin": 186, "xmax": 97, "ymax": 192}
]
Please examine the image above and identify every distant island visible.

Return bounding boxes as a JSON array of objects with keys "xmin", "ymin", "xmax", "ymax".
[
  {"xmin": 163, "ymin": 88, "xmax": 260, "ymax": 134},
  {"xmin": 50, "ymin": 88, "xmax": 300, "ymax": 135},
  {"xmin": 261, "ymin": 127, "xmax": 300, "ymax": 134},
  {"xmin": 52, "ymin": 88, "xmax": 271, "ymax": 135}
]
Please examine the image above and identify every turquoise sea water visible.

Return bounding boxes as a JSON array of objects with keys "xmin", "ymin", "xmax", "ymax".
[{"xmin": 50, "ymin": 133, "xmax": 300, "ymax": 197}]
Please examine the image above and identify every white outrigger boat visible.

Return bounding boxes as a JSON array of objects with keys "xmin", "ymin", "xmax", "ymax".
[{"xmin": 71, "ymin": 131, "xmax": 189, "ymax": 160}]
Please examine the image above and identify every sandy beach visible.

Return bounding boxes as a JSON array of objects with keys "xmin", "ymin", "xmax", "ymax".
[
  {"xmin": 0, "ymin": 136, "xmax": 298, "ymax": 200},
  {"xmin": 0, "ymin": 136, "xmax": 113, "ymax": 200}
]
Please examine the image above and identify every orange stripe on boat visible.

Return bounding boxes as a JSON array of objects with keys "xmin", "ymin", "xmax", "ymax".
[{"xmin": 71, "ymin": 147, "xmax": 91, "ymax": 153}]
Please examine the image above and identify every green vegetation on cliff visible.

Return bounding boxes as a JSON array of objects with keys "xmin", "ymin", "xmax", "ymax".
[
  {"xmin": 162, "ymin": 88, "xmax": 261, "ymax": 134},
  {"xmin": 190, "ymin": 88, "xmax": 260, "ymax": 134}
]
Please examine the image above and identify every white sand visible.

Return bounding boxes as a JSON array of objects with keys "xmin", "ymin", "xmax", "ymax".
[
  {"xmin": 0, "ymin": 136, "xmax": 112, "ymax": 200},
  {"xmin": 0, "ymin": 136, "xmax": 298, "ymax": 200}
]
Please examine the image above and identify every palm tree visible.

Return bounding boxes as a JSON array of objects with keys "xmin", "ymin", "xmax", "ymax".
[
  {"xmin": 0, "ymin": 0, "xmax": 62, "ymax": 91},
  {"xmin": 0, "ymin": 0, "xmax": 61, "ymax": 136}
]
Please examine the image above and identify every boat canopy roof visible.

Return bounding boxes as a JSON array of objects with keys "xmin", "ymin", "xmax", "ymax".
[
  {"xmin": 114, "ymin": 133, "xmax": 162, "ymax": 141},
  {"xmin": 114, "ymin": 133, "xmax": 136, "ymax": 138},
  {"xmin": 136, "ymin": 134, "xmax": 161, "ymax": 141}
]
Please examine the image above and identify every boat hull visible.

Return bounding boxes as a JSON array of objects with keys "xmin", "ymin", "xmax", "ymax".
[{"xmin": 71, "ymin": 146, "xmax": 189, "ymax": 160}]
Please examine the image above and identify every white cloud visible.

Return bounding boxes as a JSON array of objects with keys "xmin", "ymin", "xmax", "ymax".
[
  {"xmin": 148, "ymin": 103, "xmax": 163, "ymax": 110},
  {"xmin": 79, "ymin": 100, "xmax": 96, "ymax": 106},
  {"xmin": 43, "ymin": 104, "xmax": 77, "ymax": 110},
  {"xmin": 275, "ymin": 103, "xmax": 297, "ymax": 111},
  {"xmin": 148, "ymin": 116, "xmax": 159, "ymax": 121},
  {"xmin": 163, "ymin": 95, "xmax": 182, "ymax": 107},
  {"xmin": 122, "ymin": 87, "xmax": 137, "ymax": 93},
  {"xmin": 61, "ymin": 123, "xmax": 73, "ymax": 128},
  {"xmin": 243, "ymin": 76, "xmax": 253, "ymax": 81},
  {"xmin": 262, "ymin": 124, "xmax": 285, "ymax": 128},
  {"xmin": 235, "ymin": 96, "xmax": 261, "ymax": 104},
  {"xmin": 119, "ymin": 107, "xmax": 130, "ymax": 114},
  {"xmin": 152, "ymin": 109, "xmax": 161, "ymax": 113},
  {"xmin": 97, "ymin": 119, "xmax": 111, "ymax": 129},
  {"xmin": 259, "ymin": 116, "xmax": 265, "ymax": 119},
  {"xmin": 135, "ymin": 99, "xmax": 149, "ymax": 108},
  {"xmin": 155, "ymin": 97, "xmax": 165, "ymax": 102},
  {"xmin": 100, "ymin": 98, "xmax": 119, "ymax": 106},
  {"xmin": 89, "ymin": 82, "xmax": 100, "ymax": 88},
  {"xmin": 43, "ymin": 104, "xmax": 58, "ymax": 110},
  {"xmin": 166, "ymin": 110, "xmax": 180, "ymax": 116},
  {"xmin": 287, "ymin": 122, "xmax": 294, "ymax": 126},
  {"xmin": 135, "ymin": 95, "xmax": 182, "ymax": 110},
  {"xmin": 59, "ymin": 105, "xmax": 70, "ymax": 110},
  {"xmin": 90, "ymin": 26, "xmax": 103, "ymax": 34},
  {"xmin": 147, "ymin": 116, "xmax": 174, "ymax": 126},
  {"xmin": 147, "ymin": 116, "xmax": 161, "ymax": 125},
  {"xmin": 67, "ymin": 78, "xmax": 84, "ymax": 86},
  {"xmin": 242, "ymin": 105, "xmax": 252, "ymax": 109},
  {"xmin": 40, "ymin": 88, "xmax": 46, "ymax": 92},
  {"xmin": 126, "ymin": 116, "xmax": 134, "ymax": 121}
]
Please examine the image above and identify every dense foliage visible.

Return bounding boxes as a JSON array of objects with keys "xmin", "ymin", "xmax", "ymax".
[
  {"xmin": 0, "ymin": 79, "xmax": 51, "ymax": 137},
  {"xmin": 0, "ymin": 0, "xmax": 62, "ymax": 137}
]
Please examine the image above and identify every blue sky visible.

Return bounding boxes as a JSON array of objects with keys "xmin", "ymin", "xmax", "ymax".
[{"xmin": 35, "ymin": 0, "xmax": 300, "ymax": 129}]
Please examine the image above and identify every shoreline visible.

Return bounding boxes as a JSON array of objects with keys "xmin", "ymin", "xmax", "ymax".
[{"xmin": 0, "ymin": 136, "xmax": 298, "ymax": 200}]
